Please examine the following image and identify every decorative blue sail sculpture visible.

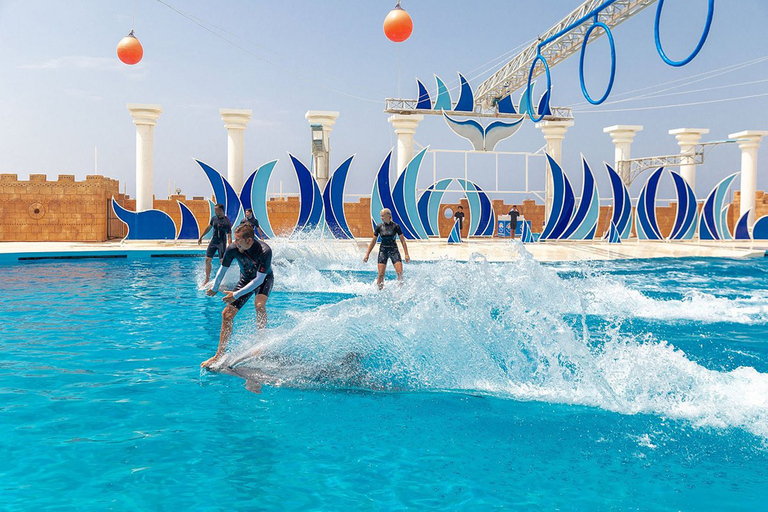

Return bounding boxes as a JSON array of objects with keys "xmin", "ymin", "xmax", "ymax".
[
  {"xmin": 605, "ymin": 163, "xmax": 632, "ymax": 240},
  {"xmin": 111, "ymin": 198, "xmax": 177, "ymax": 240},
  {"xmin": 196, "ymin": 160, "xmax": 241, "ymax": 225},
  {"xmin": 417, "ymin": 179, "xmax": 454, "ymax": 237},
  {"xmin": 176, "ymin": 201, "xmax": 200, "ymax": 240},
  {"xmin": 447, "ymin": 219, "xmax": 463, "ymax": 243},
  {"xmin": 668, "ymin": 171, "xmax": 698, "ymax": 240},
  {"xmin": 288, "ymin": 154, "xmax": 325, "ymax": 234},
  {"xmin": 634, "ymin": 167, "xmax": 665, "ymax": 240},
  {"xmin": 734, "ymin": 210, "xmax": 752, "ymax": 240},
  {"xmin": 561, "ymin": 156, "xmax": 600, "ymax": 240},
  {"xmin": 539, "ymin": 154, "xmax": 575, "ymax": 241},
  {"xmin": 699, "ymin": 173, "xmax": 739, "ymax": 240},
  {"xmin": 322, "ymin": 155, "xmax": 355, "ymax": 239},
  {"xmin": 241, "ymin": 160, "xmax": 278, "ymax": 239}
]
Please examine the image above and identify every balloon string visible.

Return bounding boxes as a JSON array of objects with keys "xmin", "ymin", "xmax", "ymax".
[
  {"xmin": 397, "ymin": 44, "xmax": 402, "ymax": 99},
  {"xmin": 132, "ymin": 0, "xmax": 137, "ymax": 30}
]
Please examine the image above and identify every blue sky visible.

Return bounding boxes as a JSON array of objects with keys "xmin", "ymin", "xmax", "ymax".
[{"xmin": 1, "ymin": 0, "xmax": 767, "ymax": 204}]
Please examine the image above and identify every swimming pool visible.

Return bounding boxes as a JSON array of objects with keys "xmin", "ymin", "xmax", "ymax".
[{"xmin": 2, "ymin": 241, "xmax": 767, "ymax": 509}]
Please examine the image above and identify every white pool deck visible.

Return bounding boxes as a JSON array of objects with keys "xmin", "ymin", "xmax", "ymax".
[{"xmin": 0, "ymin": 238, "xmax": 766, "ymax": 263}]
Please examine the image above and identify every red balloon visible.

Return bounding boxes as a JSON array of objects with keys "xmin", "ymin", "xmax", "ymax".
[
  {"xmin": 383, "ymin": 4, "xmax": 413, "ymax": 43},
  {"xmin": 117, "ymin": 30, "xmax": 143, "ymax": 65}
]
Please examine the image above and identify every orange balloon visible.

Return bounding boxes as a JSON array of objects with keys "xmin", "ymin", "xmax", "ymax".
[
  {"xmin": 117, "ymin": 30, "xmax": 143, "ymax": 65},
  {"xmin": 383, "ymin": 5, "xmax": 413, "ymax": 43}
]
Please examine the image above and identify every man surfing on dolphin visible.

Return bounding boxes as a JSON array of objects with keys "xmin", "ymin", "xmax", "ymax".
[{"xmin": 202, "ymin": 223, "xmax": 273, "ymax": 369}]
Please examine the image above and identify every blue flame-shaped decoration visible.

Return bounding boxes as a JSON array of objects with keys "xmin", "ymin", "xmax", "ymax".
[
  {"xmin": 520, "ymin": 220, "xmax": 534, "ymax": 243},
  {"xmin": 371, "ymin": 151, "xmax": 417, "ymax": 239},
  {"xmin": 668, "ymin": 171, "xmax": 698, "ymax": 240},
  {"xmin": 699, "ymin": 173, "xmax": 738, "ymax": 240},
  {"xmin": 497, "ymin": 94, "xmax": 517, "ymax": 115},
  {"xmin": 111, "ymin": 198, "xmax": 177, "ymax": 240},
  {"xmin": 561, "ymin": 156, "xmax": 600, "ymax": 240},
  {"xmin": 635, "ymin": 167, "xmax": 665, "ymax": 240},
  {"xmin": 447, "ymin": 219, "xmax": 463, "ymax": 244},
  {"xmin": 416, "ymin": 79, "xmax": 431, "ymax": 109},
  {"xmin": 176, "ymin": 201, "xmax": 200, "ymax": 240},
  {"xmin": 241, "ymin": 160, "xmax": 278, "ymax": 239},
  {"xmin": 392, "ymin": 148, "xmax": 430, "ymax": 239},
  {"xmin": 539, "ymin": 154, "xmax": 575, "ymax": 241},
  {"xmin": 433, "ymin": 76, "xmax": 452, "ymax": 111},
  {"xmin": 454, "ymin": 73, "xmax": 474, "ymax": 112},
  {"xmin": 753, "ymin": 215, "xmax": 768, "ymax": 240},
  {"xmin": 456, "ymin": 179, "xmax": 495, "ymax": 237},
  {"xmin": 604, "ymin": 221, "xmax": 622, "ymax": 244},
  {"xmin": 417, "ymin": 178, "xmax": 453, "ymax": 237},
  {"xmin": 734, "ymin": 210, "xmax": 752, "ymax": 240},
  {"xmin": 289, "ymin": 154, "xmax": 325, "ymax": 234},
  {"xmin": 195, "ymin": 160, "xmax": 242, "ymax": 225},
  {"xmin": 322, "ymin": 155, "xmax": 355, "ymax": 239},
  {"xmin": 605, "ymin": 163, "xmax": 632, "ymax": 240}
]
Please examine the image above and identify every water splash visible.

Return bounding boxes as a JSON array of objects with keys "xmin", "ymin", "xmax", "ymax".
[{"xmin": 210, "ymin": 244, "xmax": 768, "ymax": 437}]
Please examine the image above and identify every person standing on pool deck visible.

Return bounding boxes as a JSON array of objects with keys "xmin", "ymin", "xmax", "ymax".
[
  {"xmin": 202, "ymin": 224, "xmax": 273, "ymax": 368},
  {"xmin": 363, "ymin": 208, "xmax": 410, "ymax": 290},
  {"xmin": 508, "ymin": 205, "xmax": 520, "ymax": 239},
  {"xmin": 454, "ymin": 205, "xmax": 465, "ymax": 233},
  {"xmin": 198, "ymin": 204, "xmax": 232, "ymax": 285}
]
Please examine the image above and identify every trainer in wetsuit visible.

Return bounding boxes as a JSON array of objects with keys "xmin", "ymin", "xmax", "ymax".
[
  {"xmin": 363, "ymin": 208, "xmax": 410, "ymax": 290},
  {"xmin": 239, "ymin": 208, "xmax": 264, "ymax": 239},
  {"xmin": 198, "ymin": 204, "xmax": 232, "ymax": 285},
  {"xmin": 454, "ymin": 205, "xmax": 465, "ymax": 233},
  {"xmin": 508, "ymin": 205, "xmax": 520, "ymax": 239},
  {"xmin": 202, "ymin": 223, "xmax": 274, "ymax": 368}
]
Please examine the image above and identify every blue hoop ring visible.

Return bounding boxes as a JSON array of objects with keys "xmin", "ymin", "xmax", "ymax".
[
  {"xmin": 579, "ymin": 21, "xmax": 616, "ymax": 105},
  {"xmin": 526, "ymin": 54, "xmax": 551, "ymax": 122},
  {"xmin": 655, "ymin": 0, "xmax": 715, "ymax": 67}
]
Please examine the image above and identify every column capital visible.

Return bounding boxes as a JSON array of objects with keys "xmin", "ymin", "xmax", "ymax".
[
  {"xmin": 387, "ymin": 114, "xmax": 423, "ymax": 135},
  {"xmin": 306, "ymin": 110, "xmax": 340, "ymax": 131},
  {"xmin": 729, "ymin": 130, "xmax": 768, "ymax": 150},
  {"xmin": 669, "ymin": 128, "xmax": 709, "ymax": 146},
  {"xmin": 127, "ymin": 104, "xmax": 162, "ymax": 127},
  {"xmin": 603, "ymin": 125, "xmax": 643, "ymax": 144},
  {"xmin": 536, "ymin": 119, "xmax": 574, "ymax": 140},
  {"xmin": 220, "ymin": 108, "xmax": 253, "ymax": 130}
]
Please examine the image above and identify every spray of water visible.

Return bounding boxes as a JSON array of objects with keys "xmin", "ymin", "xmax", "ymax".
[{"xmin": 215, "ymin": 239, "xmax": 768, "ymax": 437}]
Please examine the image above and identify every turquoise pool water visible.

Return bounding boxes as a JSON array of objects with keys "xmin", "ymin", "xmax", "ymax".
[{"xmin": 2, "ymin": 243, "xmax": 767, "ymax": 510}]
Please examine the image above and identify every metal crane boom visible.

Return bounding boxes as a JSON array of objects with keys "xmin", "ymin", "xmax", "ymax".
[{"xmin": 474, "ymin": 0, "xmax": 657, "ymax": 110}]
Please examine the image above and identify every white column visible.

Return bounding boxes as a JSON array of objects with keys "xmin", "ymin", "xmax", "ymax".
[
  {"xmin": 729, "ymin": 130, "xmax": 768, "ymax": 225},
  {"xmin": 536, "ymin": 120, "xmax": 574, "ymax": 222},
  {"xmin": 127, "ymin": 104, "xmax": 162, "ymax": 212},
  {"xmin": 220, "ymin": 109, "xmax": 252, "ymax": 192},
  {"xmin": 388, "ymin": 114, "xmax": 424, "ymax": 176},
  {"xmin": 603, "ymin": 125, "xmax": 643, "ymax": 185},
  {"xmin": 305, "ymin": 111, "xmax": 339, "ymax": 191},
  {"xmin": 669, "ymin": 128, "xmax": 709, "ymax": 194}
]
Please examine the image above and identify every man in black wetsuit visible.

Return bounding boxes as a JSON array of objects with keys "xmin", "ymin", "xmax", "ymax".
[
  {"xmin": 454, "ymin": 205, "xmax": 465, "ymax": 233},
  {"xmin": 363, "ymin": 208, "xmax": 410, "ymax": 290},
  {"xmin": 508, "ymin": 205, "xmax": 520, "ymax": 239},
  {"xmin": 239, "ymin": 208, "xmax": 264, "ymax": 239},
  {"xmin": 202, "ymin": 223, "xmax": 274, "ymax": 368},
  {"xmin": 198, "ymin": 204, "xmax": 232, "ymax": 285}
]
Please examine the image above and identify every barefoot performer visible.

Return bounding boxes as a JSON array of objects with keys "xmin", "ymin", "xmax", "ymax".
[
  {"xmin": 202, "ymin": 224, "xmax": 273, "ymax": 368},
  {"xmin": 363, "ymin": 208, "xmax": 410, "ymax": 289}
]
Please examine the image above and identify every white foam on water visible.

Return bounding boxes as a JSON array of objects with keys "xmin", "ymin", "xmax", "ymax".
[{"xmin": 220, "ymin": 247, "xmax": 768, "ymax": 438}]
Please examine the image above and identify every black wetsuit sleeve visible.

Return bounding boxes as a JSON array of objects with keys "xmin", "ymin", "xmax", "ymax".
[
  {"xmin": 259, "ymin": 246, "xmax": 272, "ymax": 275},
  {"xmin": 394, "ymin": 224, "xmax": 403, "ymax": 236},
  {"xmin": 373, "ymin": 224, "xmax": 381, "ymax": 236}
]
